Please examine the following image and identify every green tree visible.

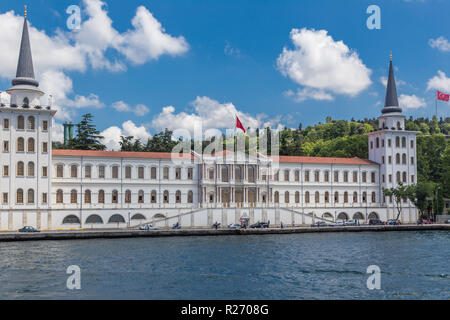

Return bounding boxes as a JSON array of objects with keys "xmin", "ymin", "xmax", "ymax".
[
  {"xmin": 68, "ymin": 114, "xmax": 105, "ymax": 151},
  {"xmin": 383, "ymin": 183, "xmax": 414, "ymax": 221}
]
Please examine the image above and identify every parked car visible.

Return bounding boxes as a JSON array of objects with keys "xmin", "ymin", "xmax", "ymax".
[
  {"xmin": 445, "ymin": 220, "xmax": 450, "ymax": 224},
  {"xmin": 311, "ymin": 221, "xmax": 327, "ymax": 227},
  {"xmin": 421, "ymin": 219, "xmax": 434, "ymax": 225},
  {"xmin": 329, "ymin": 220, "xmax": 346, "ymax": 227},
  {"xmin": 139, "ymin": 224, "xmax": 158, "ymax": 231},
  {"xmin": 386, "ymin": 219, "xmax": 401, "ymax": 225},
  {"xmin": 369, "ymin": 219, "xmax": 385, "ymax": 225},
  {"xmin": 172, "ymin": 222, "xmax": 181, "ymax": 230},
  {"xmin": 228, "ymin": 224, "xmax": 241, "ymax": 229},
  {"xmin": 250, "ymin": 222, "xmax": 269, "ymax": 229},
  {"xmin": 18, "ymin": 226, "xmax": 40, "ymax": 233},
  {"xmin": 344, "ymin": 220, "xmax": 360, "ymax": 226}
]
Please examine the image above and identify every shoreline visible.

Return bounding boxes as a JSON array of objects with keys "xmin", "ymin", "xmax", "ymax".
[{"xmin": 0, "ymin": 224, "xmax": 449, "ymax": 242}]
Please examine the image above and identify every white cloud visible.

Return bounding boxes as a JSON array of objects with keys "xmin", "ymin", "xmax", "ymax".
[
  {"xmin": 427, "ymin": 70, "xmax": 450, "ymax": 92},
  {"xmin": 52, "ymin": 122, "xmax": 65, "ymax": 143},
  {"xmin": 284, "ymin": 88, "xmax": 333, "ymax": 103},
  {"xmin": 100, "ymin": 120, "xmax": 152, "ymax": 150},
  {"xmin": 429, "ymin": 36, "xmax": 450, "ymax": 52},
  {"xmin": 151, "ymin": 96, "xmax": 282, "ymax": 136},
  {"xmin": 112, "ymin": 101, "xmax": 150, "ymax": 116},
  {"xmin": 277, "ymin": 28, "xmax": 372, "ymax": 102},
  {"xmin": 224, "ymin": 41, "xmax": 242, "ymax": 58},
  {"xmin": 398, "ymin": 94, "xmax": 426, "ymax": 109}
]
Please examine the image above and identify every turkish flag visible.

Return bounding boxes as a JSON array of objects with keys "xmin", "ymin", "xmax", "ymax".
[
  {"xmin": 437, "ymin": 90, "xmax": 450, "ymax": 102},
  {"xmin": 236, "ymin": 115, "xmax": 246, "ymax": 133}
]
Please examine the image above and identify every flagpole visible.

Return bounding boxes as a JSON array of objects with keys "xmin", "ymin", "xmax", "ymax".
[{"xmin": 436, "ymin": 91, "xmax": 438, "ymax": 119}]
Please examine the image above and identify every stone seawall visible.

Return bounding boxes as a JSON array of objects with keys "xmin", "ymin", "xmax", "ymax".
[{"xmin": 0, "ymin": 224, "xmax": 448, "ymax": 242}]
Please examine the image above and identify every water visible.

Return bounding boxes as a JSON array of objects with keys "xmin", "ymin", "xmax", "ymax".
[{"xmin": 0, "ymin": 231, "xmax": 448, "ymax": 299}]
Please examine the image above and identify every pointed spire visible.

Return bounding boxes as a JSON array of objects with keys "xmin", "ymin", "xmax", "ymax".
[
  {"xmin": 12, "ymin": 7, "xmax": 39, "ymax": 88},
  {"xmin": 382, "ymin": 53, "xmax": 402, "ymax": 114}
]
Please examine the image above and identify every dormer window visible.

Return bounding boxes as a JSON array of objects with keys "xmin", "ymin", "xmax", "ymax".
[{"xmin": 23, "ymin": 97, "xmax": 29, "ymax": 108}]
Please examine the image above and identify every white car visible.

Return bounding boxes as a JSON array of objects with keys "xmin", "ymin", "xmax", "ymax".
[
  {"xmin": 228, "ymin": 224, "xmax": 241, "ymax": 229},
  {"xmin": 329, "ymin": 221, "xmax": 346, "ymax": 227},
  {"xmin": 139, "ymin": 224, "xmax": 158, "ymax": 231}
]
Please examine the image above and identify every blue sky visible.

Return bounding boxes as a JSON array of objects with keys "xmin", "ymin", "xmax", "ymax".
[{"xmin": 0, "ymin": 0, "xmax": 449, "ymax": 149}]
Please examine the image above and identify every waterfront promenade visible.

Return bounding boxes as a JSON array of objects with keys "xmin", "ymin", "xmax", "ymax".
[{"xmin": 0, "ymin": 224, "xmax": 448, "ymax": 242}]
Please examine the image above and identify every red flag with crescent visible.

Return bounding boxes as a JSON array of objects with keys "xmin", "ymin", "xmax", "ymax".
[
  {"xmin": 236, "ymin": 115, "xmax": 246, "ymax": 133},
  {"xmin": 437, "ymin": 90, "xmax": 450, "ymax": 102}
]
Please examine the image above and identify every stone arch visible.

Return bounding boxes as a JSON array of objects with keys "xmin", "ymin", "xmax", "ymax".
[
  {"xmin": 153, "ymin": 213, "xmax": 166, "ymax": 220},
  {"xmin": 368, "ymin": 212, "xmax": 379, "ymax": 220},
  {"xmin": 322, "ymin": 212, "xmax": 333, "ymax": 219},
  {"xmin": 353, "ymin": 212, "xmax": 364, "ymax": 220},
  {"xmin": 108, "ymin": 214, "xmax": 125, "ymax": 223},
  {"xmin": 131, "ymin": 213, "xmax": 146, "ymax": 220},
  {"xmin": 86, "ymin": 214, "xmax": 103, "ymax": 224},
  {"xmin": 63, "ymin": 215, "xmax": 80, "ymax": 224},
  {"xmin": 337, "ymin": 212, "xmax": 348, "ymax": 221}
]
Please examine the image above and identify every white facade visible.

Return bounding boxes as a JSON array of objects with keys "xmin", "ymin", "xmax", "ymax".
[{"xmin": 0, "ymin": 15, "xmax": 418, "ymax": 231}]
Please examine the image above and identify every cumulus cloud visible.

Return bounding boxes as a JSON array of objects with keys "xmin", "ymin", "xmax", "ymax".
[
  {"xmin": 429, "ymin": 36, "xmax": 450, "ymax": 52},
  {"xmin": 284, "ymin": 88, "xmax": 333, "ymax": 103},
  {"xmin": 112, "ymin": 101, "xmax": 150, "ymax": 116},
  {"xmin": 427, "ymin": 70, "xmax": 450, "ymax": 92},
  {"xmin": 100, "ymin": 120, "xmax": 152, "ymax": 150},
  {"xmin": 277, "ymin": 28, "xmax": 372, "ymax": 102},
  {"xmin": 398, "ymin": 94, "xmax": 426, "ymax": 109},
  {"xmin": 0, "ymin": 0, "xmax": 188, "ymax": 121},
  {"xmin": 151, "ymin": 96, "xmax": 282, "ymax": 136}
]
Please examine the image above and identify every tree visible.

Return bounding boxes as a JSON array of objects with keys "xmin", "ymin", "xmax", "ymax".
[
  {"xmin": 68, "ymin": 114, "xmax": 106, "ymax": 151},
  {"xmin": 383, "ymin": 183, "xmax": 414, "ymax": 221},
  {"xmin": 406, "ymin": 182, "xmax": 434, "ymax": 219}
]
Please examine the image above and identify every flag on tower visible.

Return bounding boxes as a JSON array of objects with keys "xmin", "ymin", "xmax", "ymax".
[
  {"xmin": 437, "ymin": 90, "xmax": 449, "ymax": 102},
  {"xmin": 236, "ymin": 115, "xmax": 246, "ymax": 133}
]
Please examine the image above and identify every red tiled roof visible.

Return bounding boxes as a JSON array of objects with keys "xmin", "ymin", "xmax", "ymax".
[
  {"xmin": 52, "ymin": 149, "xmax": 193, "ymax": 160},
  {"xmin": 52, "ymin": 150, "xmax": 377, "ymax": 165},
  {"xmin": 271, "ymin": 156, "xmax": 378, "ymax": 165}
]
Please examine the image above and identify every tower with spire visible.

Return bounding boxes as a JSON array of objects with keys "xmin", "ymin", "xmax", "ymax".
[
  {"xmin": 0, "ymin": 7, "xmax": 55, "ymax": 229},
  {"xmin": 367, "ymin": 54, "xmax": 419, "ymax": 220}
]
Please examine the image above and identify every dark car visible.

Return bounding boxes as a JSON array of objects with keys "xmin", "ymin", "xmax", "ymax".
[
  {"xmin": 250, "ymin": 222, "xmax": 269, "ymax": 229},
  {"xmin": 172, "ymin": 222, "xmax": 181, "ymax": 230},
  {"xmin": 369, "ymin": 219, "xmax": 385, "ymax": 225},
  {"xmin": 311, "ymin": 221, "xmax": 327, "ymax": 227},
  {"xmin": 386, "ymin": 219, "xmax": 401, "ymax": 225},
  {"xmin": 18, "ymin": 226, "xmax": 40, "ymax": 233}
]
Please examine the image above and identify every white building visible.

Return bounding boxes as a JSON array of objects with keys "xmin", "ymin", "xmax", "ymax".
[{"xmin": 0, "ymin": 15, "xmax": 418, "ymax": 231}]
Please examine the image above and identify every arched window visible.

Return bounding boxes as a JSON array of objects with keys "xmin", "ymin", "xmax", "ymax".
[
  {"xmin": 27, "ymin": 116, "xmax": 35, "ymax": 130},
  {"xmin": 71, "ymin": 165, "xmax": 78, "ymax": 178},
  {"xmin": 402, "ymin": 137, "xmax": 406, "ymax": 148},
  {"xmin": 15, "ymin": 188, "xmax": 23, "ymax": 203},
  {"xmin": 70, "ymin": 190, "xmax": 77, "ymax": 203},
  {"xmin": 176, "ymin": 190, "xmax": 181, "ymax": 203},
  {"xmin": 17, "ymin": 116, "xmax": 24, "ymax": 129},
  {"xmin": 138, "ymin": 190, "xmax": 144, "ymax": 203},
  {"xmin": 86, "ymin": 215, "xmax": 103, "ymax": 224},
  {"xmin": 151, "ymin": 190, "xmax": 157, "ymax": 203},
  {"xmin": 56, "ymin": 189, "xmax": 63, "ymax": 203},
  {"xmin": 284, "ymin": 170, "xmax": 290, "ymax": 182},
  {"xmin": 396, "ymin": 171, "xmax": 401, "ymax": 183},
  {"xmin": 125, "ymin": 190, "xmax": 131, "ymax": 203},
  {"xmin": 17, "ymin": 137, "xmax": 24, "ymax": 152},
  {"xmin": 402, "ymin": 153, "xmax": 406, "ymax": 164},
  {"xmin": 315, "ymin": 191, "xmax": 320, "ymax": 203},
  {"xmin": 187, "ymin": 191, "xmax": 193, "ymax": 203},
  {"xmin": 85, "ymin": 165, "xmax": 91, "ymax": 178},
  {"xmin": 295, "ymin": 191, "xmax": 300, "ymax": 203},
  {"xmin": 362, "ymin": 192, "xmax": 367, "ymax": 203},
  {"xmin": 27, "ymin": 138, "xmax": 35, "ymax": 152},
  {"xmin": 396, "ymin": 136, "xmax": 400, "ymax": 147},
  {"xmin": 85, "ymin": 190, "xmax": 91, "ymax": 204},
  {"xmin": 163, "ymin": 190, "xmax": 169, "ymax": 203},
  {"xmin": 112, "ymin": 190, "xmax": 118, "ymax": 203},
  {"xmin": 284, "ymin": 191, "xmax": 290, "ymax": 203},
  {"xmin": 98, "ymin": 165, "xmax": 105, "ymax": 178},
  {"xmin": 325, "ymin": 191, "xmax": 330, "ymax": 203},
  {"xmin": 23, "ymin": 97, "xmax": 29, "ymax": 107},
  {"xmin": 396, "ymin": 153, "xmax": 400, "ymax": 164},
  {"xmin": 353, "ymin": 192, "xmax": 358, "ymax": 203},
  {"xmin": 376, "ymin": 137, "xmax": 380, "ymax": 148},
  {"xmin": 402, "ymin": 171, "xmax": 407, "ymax": 183},
  {"xmin": 27, "ymin": 189, "xmax": 34, "ymax": 204},
  {"xmin": 17, "ymin": 161, "xmax": 24, "ymax": 176},
  {"xmin": 305, "ymin": 191, "xmax": 310, "ymax": 203},
  {"xmin": 274, "ymin": 191, "xmax": 279, "ymax": 203},
  {"xmin": 131, "ymin": 214, "xmax": 146, "ymax": 221},
  {"xmin": 334, "ymin": 191, "xmax": 339, "ymax": 203},
  {"xmin": 344, "ymin": 192, "xmax": 348, "ymax": 203},
  {"xmin": 98, "ymin": 190, "xmax": 105, "ymax": 203},
  {"xmin": 372, "ymin": 192, "xmax": 376, "ymax": 203},
  {"xmin": 108, "ymin": 214, "xmax": 125, "ymax": 223},
  {"xmin": 27, "ymin": 162, "xmax": 34, "ymax": 177},
  {"xmin": 397, "ymin": 122, "xmax": 401, "ymax": 130},
  {"xmin": 63, "ymin": 215, "xmax": 80, "ymax": 224}
]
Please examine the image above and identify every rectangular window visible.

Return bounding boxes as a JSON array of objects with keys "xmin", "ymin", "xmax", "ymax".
[
  {"xmin": 138, "ymin": 167, "xmax": 144, "ymax": 179},
  {"xmin": 3, "ymin": 193, "xmax": 8, "ymax": 204},
  {"xmin": 56, "ymin": 165, "xmax": 63, "ymax": 178},
  {"xmin": 176, "ymin": 168, "xmax": 181, "ymax": 180},
  {"xmin": 42, "ymin": 142, "xmax": 48, "ymax": 153},
  {"xmin": 388, "ymin": 139, "xmax": 392, "ymax": 147},
  {"xmin": 112, "ymin": 166, "xmax": 118, "ymax": 179},
  {"xmin": 99, "ymin": 166, "xmax": 105, "ymax": 178},
  {"xmin": 389, "ymin": 174, "xmax": 392, "ymax": 183},
  {"xmin": 334, "ymin": 171, "xmax": 339, "ymax": 183},
  {"xmin": 3, "ymin": 119, "xmax": 9, "ymax": 130},
  {"xmin": 304, "ymin": 171, "xmax": 310, "ymax": 182},
  {"xmin": 187, "ymin": 168, "xmax": 193, "ymax": 180},
  {"xmin": 362, "ymin": 172, "xmax": 367, "ymax": 183},
  {"xmin": 42, "ymin": 193, "xmax": 47, "ymax": 204},
  {"xmin": 42, "ymin": 121, "xmax": 48, "ymax": 131},
  {"xmin": 411, "ymin": 157, "xmax": 414, "ymax": 165},
  {"xmin": 3, "ymin": 141, "xmax": 9, "ymax": 152},
  {"xmin": 353, "ymin": 171, "xmax": 357, "ymax": 183},
  {"xmin": 411, "ymin": 175, "xmax": 415, "ymax": 183},
  {"xmin": 388, "ymin": 156, "xmax": 392, "ymax": 164},
  {"xmin": 3, "ymin": 165, "xmax": 8, "ymax": 177},
  {"xmin": 371, "ymin": 172, "xmax": 376, "ymax": 183},
  {"xmin": 125, "ymin": 166, "xmax": 132, "ymax": 179},
  {"xmin": 151, "ymin": 167, "xmax": 157, "ymax": 179},
  {"xmin": 343, "ymin": 171, "xmax": 348, "ymax": 183},
  {"xmin": 382, "ymin": 156, "xmax": 385, "ymax": 164},
  {"xmin": 85, "ymin": 166, "xmax": 91, "ymax": 178},
  {"xmin": 382, "ymin": 139, "xmax": 385, "ymax": 147},
  {"xmin": 42, "ymin": 166, "xmax": 48, "ymax": 177},
  {"xmin": 382, "ymin": 174, "xmax": 385, "ymax": 183}
]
